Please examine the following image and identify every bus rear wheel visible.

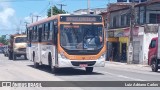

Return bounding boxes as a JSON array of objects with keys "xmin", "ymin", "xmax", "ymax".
[{"xmin": 85, "ymin": 67, "xmax": 93, "ymax": 73}]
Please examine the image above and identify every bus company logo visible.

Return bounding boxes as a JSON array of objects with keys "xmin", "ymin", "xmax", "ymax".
[{"xmin": 2, "ymin": 82, "xmax": 11, "ymax": 87}]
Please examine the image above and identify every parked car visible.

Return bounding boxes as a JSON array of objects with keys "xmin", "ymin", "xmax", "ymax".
[
  {"xmin": 3, "ymin": 45, "xmax": 9, "ymax": 57},
  {"xmin": 0, "ymin": 46, "xmax": 4, "ymax": 53}
]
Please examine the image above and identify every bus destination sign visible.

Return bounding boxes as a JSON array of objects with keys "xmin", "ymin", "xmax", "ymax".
[{"xmin": 60, "ymin": 16, "xmax": 102, "ymax": 22}]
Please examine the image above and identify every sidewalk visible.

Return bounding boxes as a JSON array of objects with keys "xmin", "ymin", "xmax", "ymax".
[{"xmin": 105, "ymin": 61, "xmax": 151, "ymax": 71}]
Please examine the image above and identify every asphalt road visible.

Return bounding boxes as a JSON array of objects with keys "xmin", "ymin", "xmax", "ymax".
[{"xmin": 0, "ymin": 54, "xmax": 160, "ymax": 90}]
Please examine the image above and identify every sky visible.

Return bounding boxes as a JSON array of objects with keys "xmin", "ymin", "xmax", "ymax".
[{"xmin": 0, "ymin": 0, "xmax": 116, "ymax": 36}]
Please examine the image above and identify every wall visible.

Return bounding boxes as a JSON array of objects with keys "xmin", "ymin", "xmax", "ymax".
[
  {"xmin": 143, "ymin": 32, "xmax": 158, "ymax": 64},
  {"xmin": 110, "ymin": 9, "xmax": 130, "ymax": 28},
  {"xmin": 146, "ymin": 3, "xmax": 160, "ymax": 23}
]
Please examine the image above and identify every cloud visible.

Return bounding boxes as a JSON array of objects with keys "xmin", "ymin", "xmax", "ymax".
[
  {"xmin": 0, "ymin": 7, "xmax": 15, "ymax": 24},
  {"xmin": 24, "ymin": 13, "xmax": 47, "ymax": 24},
  {"xmin": 0, "ymin": 3, "xmax": 17, "ymax": 34}
]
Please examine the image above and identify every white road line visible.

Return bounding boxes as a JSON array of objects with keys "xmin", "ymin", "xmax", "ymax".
[
  {"xmin": 96, "ymin": 70, "xmax": 146, "ymax": 81},
  {"xmin": 0, "ymin": 87, "xmax": 11, "ymax": 90}
]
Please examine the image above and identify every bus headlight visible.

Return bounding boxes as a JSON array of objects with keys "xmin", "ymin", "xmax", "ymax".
[
  {"xmin": 99, "ymin": 53, "xmax": 106, "ymax": 60},
  {"xmin": 59, "ymin": 52, "xmax": 67, "ymax": 59}
]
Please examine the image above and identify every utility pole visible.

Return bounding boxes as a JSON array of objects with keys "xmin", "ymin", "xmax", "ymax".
[
  {"xmin": 30, "ymin": 13, "xmax": 33, "ymax": 23},
  {"xmin": 87, "ymin": 0, "xmax": 90, "ymax": 14},
  {"xmin": 24, "ymin": 22, "xmax": 29, "ymax": 34},
  {"xmin": 128, "ymin": 0, "xmax": 136, "ymax": 64},
  {"xmin": 50, "ymin": 1, "xmax": 53, "ymax": 16},
  {"xmin": 57, "ymin": 4, "xmax": 66, "ymax": 12},
  {"xmin": 24, "ymin": 22, "xmax": 29, "ymax": 28},
  {"xmin": 19, "ymin": 20, "xmax": 22, "ymax": 34}
]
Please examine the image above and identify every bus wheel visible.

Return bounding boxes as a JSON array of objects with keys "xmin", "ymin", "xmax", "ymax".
[
  {"xmin": 49, "ymin": 55, "xmax": 57, "ymax": 73},
  {"xmin": 151, "ymin": 60, "xmax": 158, "ymax": 72},
  {"xmin": 85, "ymin": 67, "xmax": 93, "ymax": 73},
  {"xmin": 33, "ymin": 56, "xmax": 39, "ymax": 68}
]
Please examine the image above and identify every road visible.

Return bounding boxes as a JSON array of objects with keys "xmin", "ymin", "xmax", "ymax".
[{"xmin": 0, "ymin": 54, "xmax": 160, "ymax": 90}]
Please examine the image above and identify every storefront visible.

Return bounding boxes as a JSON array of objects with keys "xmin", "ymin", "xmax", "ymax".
[
  {"xmin": 107, "ymin": 27, "xmax": 140, "ymax": 63},
  {"xmin": 113, "ymin": 29, "xmax": 129, "ymax": 62},
  {"xmin": 106, "ymin": 31, "xmax": 119, "ymax": 61},
  {"xmin": 119, "ymin": 37, "xmax": 128, "ymax": 63}
]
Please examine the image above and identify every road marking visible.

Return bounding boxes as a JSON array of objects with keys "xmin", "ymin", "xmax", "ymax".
[
  {"xmin": 96, "ymin": 70, "xmax": 146, "ymax": 81},
  {"xmin": 0, "ymin": 87, "xmax": 11, "ymax": 90}
]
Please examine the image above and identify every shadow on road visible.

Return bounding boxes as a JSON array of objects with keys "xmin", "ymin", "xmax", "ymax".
[{"xmin": 28, "ymin": 65, "xmax": 104, "ymax": 76}]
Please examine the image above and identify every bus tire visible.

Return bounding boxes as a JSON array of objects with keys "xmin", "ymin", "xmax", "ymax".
[
  {"xmin": 33, "ymin": 54, "xmax": 39, "ymax": 68},
  {"xmin": 49, "ymin": 54, "xmax": 57, "ymax": 73},
  {"xmin": 85, "ymin": 67, "xmax": 93, "ymax": 73},
  {"xmin": 151, "ymin": 59, "xmax": 158, "ymax": 72}
]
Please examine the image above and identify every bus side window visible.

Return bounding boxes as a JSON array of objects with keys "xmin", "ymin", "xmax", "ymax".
[
  {"xmin": 47, "ymin": 22, "xmax": 50, "ymax": 40},
  {"xmin": 49, "ymin": 21, "xmax": 53, "ymax": 40},
  {"xmin": 53, "ymin": 20, "xmax": 58, "ymax": 45},
  {"xmin": 35, "ymin": 26, "xmax": 38, "ymax": 41},
  {"xmin": 38, "ymin": 25, "xmax": 42, "ymax": 42},
  {"xmin": 42, "ymin": 24, "xmax": 45, "ymax": 41},
  {"xmin": 45, "ymin": 23, "xmax": 48, "ymax": 40},
  {"xmin": 32, "ymin": 27, "xmax": 35, "ymax": 41}
]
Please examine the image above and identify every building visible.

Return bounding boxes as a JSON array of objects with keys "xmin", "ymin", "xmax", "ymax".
[
  {"xmin": 73, "ymin": 8, "xmax": 107, "ymax": 15},
  {"xmin": 106, "ymin": 0, "xmax": 160, "ymax": 64}
]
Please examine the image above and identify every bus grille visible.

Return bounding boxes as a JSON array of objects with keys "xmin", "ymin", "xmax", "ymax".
[{"xmin": 71, "ymin": 61, "xmax": 96, "ymax": 66}]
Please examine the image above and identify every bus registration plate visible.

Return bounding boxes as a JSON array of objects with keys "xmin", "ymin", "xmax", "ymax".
[{"xmin": 79, "ymin": 64, "xmax": 88, "ymax": 67}]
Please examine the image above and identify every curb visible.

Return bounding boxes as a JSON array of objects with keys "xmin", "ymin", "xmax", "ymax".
[{"xmin": 105, "ymin": 61, "xmax": 150, "ymax": 68}]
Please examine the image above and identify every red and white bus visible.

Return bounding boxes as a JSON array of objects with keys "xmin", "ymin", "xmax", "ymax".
[{"xmin": 26, "ymin": 14, "xmax": 106, "ymax": 73}]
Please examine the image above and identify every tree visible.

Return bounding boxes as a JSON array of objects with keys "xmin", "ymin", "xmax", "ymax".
[
  {"xmin": 47, "ymin": 5, "xmax": 67, "ymax": 17},
  {"xmin": 0, "ymin": 35, "xmax": 8, "ymax": 45}
]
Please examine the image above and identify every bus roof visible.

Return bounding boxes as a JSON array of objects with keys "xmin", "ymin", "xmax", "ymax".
[
  {"xmin": 10, "ymin": 34, "xmax": 26, "ymax": 38},
  {"xmin": 27, "ymin": 14, "xmax": 102, "ymax": 28},
  {"xmin": 27, "ymin": 15, "xmax": 58, "ymax": 28}
]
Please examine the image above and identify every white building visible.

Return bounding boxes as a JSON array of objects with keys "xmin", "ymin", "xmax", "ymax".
[
  {"xmin": 106, "ymin": 1, "xmax": 160, "ymax": 64},
  {"xmin": 73, "ymin": 8, "xmax": 107, "ymax": 15}
]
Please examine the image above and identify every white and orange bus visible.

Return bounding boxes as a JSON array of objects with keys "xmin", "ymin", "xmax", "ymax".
[{"xmin": 26, "ymin": 14, "xmax": 106, "ymax": 73}]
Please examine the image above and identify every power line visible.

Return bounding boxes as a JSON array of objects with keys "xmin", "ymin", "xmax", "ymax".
[
  {"xmin": 57, "ymin": 4, "xmax": 67, "ymax": 11},
  {"xmin": 39, "ymin": 3, "xmax": 50, "ymax": 15}
]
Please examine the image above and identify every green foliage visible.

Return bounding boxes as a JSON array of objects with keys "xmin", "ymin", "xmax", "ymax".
[
  {"xmin": 0, "ymin": 35, "xmax": 8, "ymax": 45},
  {"xmin": 47, "ymin": 5, "xmax": 67, "ymax": 17}
]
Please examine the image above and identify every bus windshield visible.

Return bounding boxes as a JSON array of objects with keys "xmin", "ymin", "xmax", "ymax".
[
  {"xmin": 15, "ymin": 37, "xmax": 27, "ymax": 43},
  {"xmin": 60, "ymin": 24, "xmax": 103, "ymax": 50}
]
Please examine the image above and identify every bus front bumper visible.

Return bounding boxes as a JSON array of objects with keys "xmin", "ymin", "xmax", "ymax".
[{"xmin": 57, "ymin": 56, "xmax": 105, "ymax": 68}]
